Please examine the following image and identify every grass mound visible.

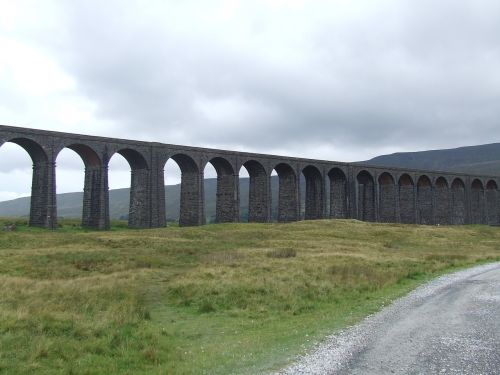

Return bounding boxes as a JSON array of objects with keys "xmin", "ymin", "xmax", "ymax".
[{"xmin": 0, "ymin": 218, "xmax": 499, "ymax": 374}]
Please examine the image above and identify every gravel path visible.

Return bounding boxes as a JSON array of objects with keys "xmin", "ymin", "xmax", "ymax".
[{"xmin": 276, "ymin": 262, "xmax": 500, "ymax": 375}]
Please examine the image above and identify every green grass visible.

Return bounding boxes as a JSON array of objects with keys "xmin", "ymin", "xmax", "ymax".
[{"xmin": 0, "ymin": 218, "xmax": 499, "ymax": 374}]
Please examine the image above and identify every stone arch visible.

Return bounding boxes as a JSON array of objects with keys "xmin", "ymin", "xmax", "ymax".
[
  {"xmin": 240, "ymin": 160, "xmax": 270, "ymax": 222},
  {"xmin": 398, "ymin": 174, "xmax": 415, "ymax": 224},
  {"xmin": 7, "ymin": 137, "xmax": 49, "ymax": 164},
  {"xmin": 486, "ymin": 180, "xmax": 498, "ymax": 189},
  {"xmin": 274, "ymin": 162, "xmax": 298, "ymax": 222},
  {"xmin": 328, "ymin": 167, "xmax": 347, "ymax": 219},
  {"xmin": 434, "ymin": 177, "xmax": 449, "ymax": 225},
  {"xmin": 302, "ymin": 165, "xmax": 324, "ymax": 220},
  {"xmin": 470, "ymin": 179, "xmax": 485, "ymax": 224},
  {"xmin": 61, "ymin": 144, "xmax": 101, "ymax": 167},
  {"xmin": 3, "ymin": 138, "xmax": 53, "ymax": 228},
  {"xmin": 417, "ymin": 175, "xmax": 433, "ymax": 225},
  {"xmin": 110, "ymin": 148, "xmax": 150, "ymax": 228},
  {"xmin": 167, "ymin": 153, "xmax": 203, "ymax": 227},
  {"xmin": 114, "ymin": 148, "xmax": 149, "ymax": 170},
  {"xmin": 451, "ymin": 178, "xmax": 466, "ymax": 225},
  {"xmin": 170, "ymin": 153, "xmax": 198, "ymax": 173},
  {"xmin": 357, "ymin": 170, "xmax": 375, "ymax": 222},
  {"xmin": 57, "ymin": 144, "xmax": 106, "ymax": 229},
  {"xmin": 206, "ymin": 157, "xmax": 238, "ymax": 223},
  {"xmin": 486, "ymin": 180, "xmax": 498, "ymax": 225},
  {"xmin": 378, "ymin": 172, "xmax": 396, "ymax": 223}
]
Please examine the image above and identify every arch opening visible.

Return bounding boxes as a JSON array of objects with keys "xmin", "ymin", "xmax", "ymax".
[
  {"xmin": 55, "ymin": 148, "xmax": 86, "ymax": 223},
  {"xmin": 328, "ymin": 168, "xmax": 347, "ymax": 219},
  {"xmin": 486, "ymin": 180, "xmax": 498, "ymax": 190},
  {"xmin": 164, "ymin": 159, "xmax": 182, "ymax": 225},
  {"xmin": 203, "ymin": 162, "xmax": 217, "ymax": 223},
  {"xmin": 398, "ymin": 174, "xmax": 415, "ymax": 224},
  {"xmin": 301, "ymin": 165, "xmax": 324, "ymax": 220},
  {"xmin": 417, "ymin": 175, "xmax": 433, "ymax": 225},
  {"xmin": 434, "ymin": 177, "xmax": 449, "ymax": 225},
  {"xmin": 238, "ymin": 165, "xmax": 250, "ymax": 222},
  {"xmin": 168, "ymin": 154, "xmax": 203, "ymax": 227},
  {"xmin": 8, "ymin": 137, "xmax": 48, "ymax": 165},
  {"xmin": 66, "ymin": 144, "xmax": 101, "ymax": 168},
  {"xmin": 378, "ymin": 172, "xmax": 396, "ymax": 223},
  {"xmin": 1, "ymin": 138, "xmax": 54, "ymax": 228},
  {"xmin": 356, "ymin": 170, "xmax": 375, "ymax": 222},
  {"xmin": 109, "ymin": 148, "xmax": 150, "ymax": 228},
  {"xmin": 108, "ymin": 153, "xmax": 132, "ymax": 223},
  {"xmin": 116, "ymin": 148, "xmax": 148, "ymax": 170},
  {"xmin": 0, "ymin": 141, "xmax": 36, "ymax": 222},
  {"xmin": 57, "ymin": 144, "xmax": 107, "ymax": 229},
  {"xmin": 206, "ymin": 157, "xmax": 237, "ymax": 224}
]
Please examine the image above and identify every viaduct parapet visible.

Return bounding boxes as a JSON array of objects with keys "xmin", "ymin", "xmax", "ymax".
[{"xmin": 0, "ymin": 125, "xmax": 499, "ymax": 229}]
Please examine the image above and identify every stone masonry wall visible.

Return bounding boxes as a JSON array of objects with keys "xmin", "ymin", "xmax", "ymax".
[
  {"xmin": 247, "ymin": 165, "xmax": 270, "ymax": 222},
  {"xmin": 434, "ymin": 183, "xmax": 449, "ymax": 225},
  {"xmin": 398, "ymin": 182, "xmax": 415, "ymax": 224},
  {"xmin": 304, "ymin": 167, "xmax": 324, "ymax": 220},
  {"xmin": 417, "ymin": 182, "xmax": 433, "ymax": 225},
  {"xmin": 0, "ymin": 125, "xmax": 499, "ymax": 230},
  {"xmin": 330, "ymin": 171, "xmax": 347, "ymax": 219},
  {"xmin": 470, "ymin": 184, "xmax": 485, "ymax": 224},
  {"xmin": 451, "ymin": 183, "xmax": 466, "ymax": 225},
  {"xmin": 486, "ymin": 188, "xmax": 498, "ymax": 225},
  {"xmin": 379, "ymin": 181, "xmax": 396, "ymax": 223}
]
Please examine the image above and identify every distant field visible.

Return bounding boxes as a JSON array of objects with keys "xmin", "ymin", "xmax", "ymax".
[{"xmin": 0, "ymin": 218, "xmax": 499, "ymax": 374}]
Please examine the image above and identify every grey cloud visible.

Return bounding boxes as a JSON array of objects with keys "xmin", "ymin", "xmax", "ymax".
[{"xmin": 15, "ymin": 0, "xmax": 500, "ymax": 160}]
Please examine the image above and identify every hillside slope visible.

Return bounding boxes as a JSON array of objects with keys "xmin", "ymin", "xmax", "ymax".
[
  {"xmin": 0, "ymin": 177, "xmax": 280, "ymax": 221},
  {"xmin": 0, "ymin": 219, "xmax": 499, "ymax": 374},
  {"xmin": 366, "ymin": 143, "xmax": 500, "ymax": 175}
]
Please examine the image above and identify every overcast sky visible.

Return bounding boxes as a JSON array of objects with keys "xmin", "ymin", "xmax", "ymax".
[{"xmin": 1, "ymin": 0, "xmax": 500, "ymax": 201}]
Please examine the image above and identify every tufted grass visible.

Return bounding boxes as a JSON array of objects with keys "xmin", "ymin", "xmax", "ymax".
[{"xmin": 0, "ymin": 218, "xmax": 499, "ymax": 374}]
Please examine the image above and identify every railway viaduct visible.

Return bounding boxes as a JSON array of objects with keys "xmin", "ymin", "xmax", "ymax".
[{"xmin": 0, "ymin": 125, "xmax": 499, "ymax": 229}]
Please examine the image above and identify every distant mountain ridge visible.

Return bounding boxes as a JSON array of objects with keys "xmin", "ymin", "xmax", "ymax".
[
  {"xmin": 0, "ymin": 177, "xmax": 280, "ymax": 222},
  {"xmin": 366, "ymin": 143, "xmax": 500, "ymax": 176}
]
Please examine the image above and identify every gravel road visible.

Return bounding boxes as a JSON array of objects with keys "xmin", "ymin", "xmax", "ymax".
[{"xmin": 277, "ymin": 262, "xmax": 500, "ymax": 375}]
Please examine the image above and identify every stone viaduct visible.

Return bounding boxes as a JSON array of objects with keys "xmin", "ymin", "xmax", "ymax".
[{"xmin": 0, "ymin": 125, "xmax": 499, "ymax": 229}]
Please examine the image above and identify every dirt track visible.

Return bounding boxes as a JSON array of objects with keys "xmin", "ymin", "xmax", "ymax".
[{"xmin": 278, "ymin": 262, "xmax": 500, "ymax": 375}]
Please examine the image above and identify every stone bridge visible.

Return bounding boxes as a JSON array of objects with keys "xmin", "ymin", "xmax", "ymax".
[{"xmin": 0, "ymin": 125, "xmax": 498, "ymax": 229}]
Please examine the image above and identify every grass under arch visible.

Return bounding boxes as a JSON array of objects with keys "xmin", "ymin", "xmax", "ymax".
[{"xmin": 0, "ymin": 217, "xmax": 499, "ymax": 374}]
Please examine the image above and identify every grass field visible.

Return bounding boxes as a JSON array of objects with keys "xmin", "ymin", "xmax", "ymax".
[{"xmin": 0, "ymin": 218, "xmax": 499, "ymax": 374}]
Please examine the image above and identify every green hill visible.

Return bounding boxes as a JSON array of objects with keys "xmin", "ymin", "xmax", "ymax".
[{"xmin": 366, "ymin": 143, "xmax": 500, "ymax": 176}]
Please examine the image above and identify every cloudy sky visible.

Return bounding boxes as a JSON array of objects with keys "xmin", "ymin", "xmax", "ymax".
[{"xmin": 1, "ymin": 0, "xmax": 500, "ymax": 201}]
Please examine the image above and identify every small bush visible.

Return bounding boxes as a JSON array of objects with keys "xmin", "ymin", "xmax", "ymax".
[
  {"xmin": 137, "ymin": 307, "xmax": 151, "ymax": 320},
  {"xmin": 142, "ymin": 346, "xmax": 159, "ymax": 364},
  {"xmin": 73, "ymin": 260, "xmax": 98, "ymax": 271},
  {"xmin": 198, "ymin": 300, "xmax": 216, "ymax": 313},
  {"xmin": 266, "ymin": 248, "xmax": 297, "ymax": 259},
  {"xmin": 204, "ymin": 251, "xmax": 245, "ymax": 264}
]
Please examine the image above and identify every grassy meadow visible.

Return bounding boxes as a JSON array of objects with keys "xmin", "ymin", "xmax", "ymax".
[{"xmin": 0, "ymin": 218, "xmax": 499, "ymax": 374}]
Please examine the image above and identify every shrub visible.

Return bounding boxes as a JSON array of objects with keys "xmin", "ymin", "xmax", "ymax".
[
  {"xmin": 266, "ymin": 248, "xmax": 297, "ymax": 259},
  {"xmin": 198, "ymin": 300, "xmax": 216, "ymax": 313}
]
